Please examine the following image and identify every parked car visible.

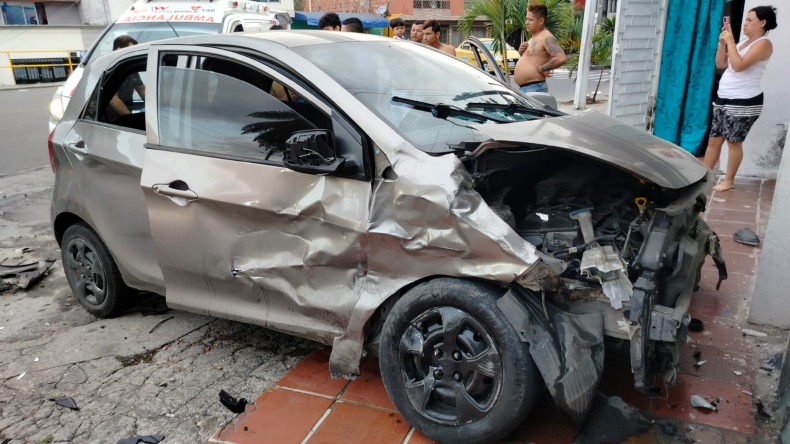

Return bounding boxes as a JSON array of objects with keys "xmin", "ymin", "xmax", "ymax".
[
  {"xmin": 50, "ymin": 31, "xmax": 726, "ymax": 444},
  {"xmin": 457, "ymin": 37, "xmax": 519, "ymax": 73}
]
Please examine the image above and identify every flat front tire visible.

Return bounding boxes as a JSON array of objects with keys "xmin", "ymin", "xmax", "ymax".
[{"xmin": 379, "ymin": 278, "xmax": 538, "ymax": 444}]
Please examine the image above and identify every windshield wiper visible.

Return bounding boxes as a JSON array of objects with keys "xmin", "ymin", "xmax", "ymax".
[
  {"xmin": 391, "ymin": 96, "xmax": 508, "ymax": 123},
  {"xmin": 466, "ymin": 101, "xmax": 563, "ymax": 117}
]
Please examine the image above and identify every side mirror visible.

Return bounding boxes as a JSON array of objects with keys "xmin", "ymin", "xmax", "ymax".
[
  {"xmin": 524, "ymin": 92, "xmax": 558, "ymax": 109},
  {"xmin": 283, "ymin": 129, "xmax": 345, "ymax": 175}
]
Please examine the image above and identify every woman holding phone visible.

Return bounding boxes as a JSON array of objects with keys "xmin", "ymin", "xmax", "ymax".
[{"xmin": 703, "ymin": 6, "xmax": 778, "ymax": 192}]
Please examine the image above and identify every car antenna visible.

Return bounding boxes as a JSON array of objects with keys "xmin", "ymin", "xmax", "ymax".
[{"xmin": 166, "ymin": 21, "xmax": 180, "ymax": 37}]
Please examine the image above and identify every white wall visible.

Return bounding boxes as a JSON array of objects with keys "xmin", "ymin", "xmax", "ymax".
[
  {"xmin": 109, "ymin": 0, "xmax": 135, "ymax": 21},
  {"xmin": 720, "ymin": 2, "xmax": 789, "ymax": 178}
]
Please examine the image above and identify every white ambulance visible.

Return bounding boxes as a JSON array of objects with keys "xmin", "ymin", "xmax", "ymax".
[{"xmin": 49, "ymin": 0, "xmax": 293, "ymax": 127}]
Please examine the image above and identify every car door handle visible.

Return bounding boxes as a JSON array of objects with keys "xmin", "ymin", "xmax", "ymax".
[
  {"xmin": 152, "ymin": 183, "xmax": 198, "ymax": 200},
  {"xmin": 66, "ymin": 140, "xmax": 88, "ymax": 155}
]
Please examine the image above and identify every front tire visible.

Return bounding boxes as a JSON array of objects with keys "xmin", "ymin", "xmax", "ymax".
[
  {"xmin": 379, "ymin": 278, "xmax": 537, "ymax": 444},
  {"xmin": 61, "ymin": 223, "xmax": 132, "ymax": 317}
]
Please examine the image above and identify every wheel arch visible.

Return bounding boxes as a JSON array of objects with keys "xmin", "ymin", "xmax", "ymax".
[{"xmin": 54, "ymin": 212, "xmax": 89, "ymax": 246}]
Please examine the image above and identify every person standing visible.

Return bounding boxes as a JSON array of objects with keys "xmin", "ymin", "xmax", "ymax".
[
  {"xmin": 422, "ymin": 20, "xmax": 456, "ymax": 56},
  {"xmin": 514, "ymin": 4, "xmax": 567, "ymax": 93},
  {"xmin": 703, "ymin": 6, "xmax": 777, "ymax": 192},
  {"xmin": 318, "ymin": 12, "xmax": 341, "ymax": 31},
  {"xmin": 410, "ymin": 22, "xmax": 424, "ymax": 43}
]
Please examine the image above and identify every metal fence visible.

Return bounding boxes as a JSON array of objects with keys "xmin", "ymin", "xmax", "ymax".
[
  {"xmin": 413, "ymin": 0, "xmax": 450, "ymax": 9},
  {"xmin": 0, "ymin": 50, "xmax": 81, "ymax": 84}
]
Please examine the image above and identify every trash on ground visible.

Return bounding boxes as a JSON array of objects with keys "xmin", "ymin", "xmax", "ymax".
[
  {"xmin": 575, "ymin": 395, "xmax": 651, "ymax": 444},
  {"xmin": 148, "ymin": 315, "xmax": 175, "ymax": 334},
  {"xmin": 51, "ymin": 396, "xmax": 80, "ymax": 411},
  {"xmin": 116, "ymin": 434, "xmax": 165, "ymax": 444},
  {"xmin": 733, "ymin": 370, "xmax": 743, "ymax": 376},
  {"xmin": 766, "ymin": 352, "xmax": 783, "ymax": 369},
  {"xmin": 742, "ymin": 328, "xmax": 767, "ymax": 337},
  {"xmin": 690, "ymin": 395, "xmax": 717, "ymax": 411},
  {"xmin": 219, "ymin": 389, "xmax": 248, "ymax": 414},
  {"xmin": 16, "ymin": 372, "xmax": 25, "ymax": 380},
  {"xmin": 759, "ymin": 365, "xmax": 774, "ymax": 372},
  {"xmin": 733, "ymin": 228, "xmax": 760, "ymax": 246},
  {"xmin": 694, "ymin": 360, "xmax": 707, "ymax": 368}
]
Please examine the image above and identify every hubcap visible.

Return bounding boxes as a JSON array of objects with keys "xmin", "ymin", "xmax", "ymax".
[
  {"xmin": 64, "ymin": 238, "xmax": 107, "ymax": 307},
  {"xmin": 398, "ymin": 306, "xmax": 503, "ymax": 425}
]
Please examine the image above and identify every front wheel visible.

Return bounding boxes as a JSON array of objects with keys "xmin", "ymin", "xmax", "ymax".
[{"xmin": 379, "ymin": 278, "xmax": 538, "ymax": 444}]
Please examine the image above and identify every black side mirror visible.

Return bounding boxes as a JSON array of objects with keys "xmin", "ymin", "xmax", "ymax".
[{"xmin": 283, "ymin": 129, "xmax": 345, "ymax": 175}]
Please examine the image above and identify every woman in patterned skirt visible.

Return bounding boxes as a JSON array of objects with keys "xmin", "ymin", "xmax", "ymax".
[{"xmin": 703, "ymin": 6, "xmax": 778, "ymax": 192}]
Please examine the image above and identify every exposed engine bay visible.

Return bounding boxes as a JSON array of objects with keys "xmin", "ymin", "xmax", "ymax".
[{"xmin": 463, "ymin": 145, "xmax": 728, "ymax": 396}]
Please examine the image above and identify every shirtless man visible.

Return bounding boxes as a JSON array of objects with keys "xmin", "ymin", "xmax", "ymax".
[
  {"xmin": 410, "ymin": 22, "xmax": 424, "ymax": 43},
  {"xmin": 422, "ymin": 20, "xmax": 456, "ymax": 56},
  {"xmin": 514, "ymin": 4, "xmax": 567, "ymax": 93}
]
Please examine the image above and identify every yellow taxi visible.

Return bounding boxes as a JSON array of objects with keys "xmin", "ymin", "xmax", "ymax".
[{"xmin": 456, "ymin": 38, "xmax": 520, "ymax": 73}]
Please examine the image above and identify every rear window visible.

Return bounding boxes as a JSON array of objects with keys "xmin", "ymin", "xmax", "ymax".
[{"xmin": 85, "ymin": 22, "xmax": 223, "ymax": 65}]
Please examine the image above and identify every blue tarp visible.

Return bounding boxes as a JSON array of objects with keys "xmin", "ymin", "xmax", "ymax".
[
  {"xmin": 653, "ymin": 0, "xmax": 724, "ymax": 155},
  {"xmin": 293, "ymin": 11, "xmax": 390, "ymax": 28}
]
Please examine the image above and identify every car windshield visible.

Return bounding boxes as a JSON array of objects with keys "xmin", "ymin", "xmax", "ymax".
[
  {"xmin": 85, "ymin": 22, "xmax": 223, "ymax": 65},
  {"xmin": 295, "ymin": 41, "xmax": 546, "ymax": 154}
]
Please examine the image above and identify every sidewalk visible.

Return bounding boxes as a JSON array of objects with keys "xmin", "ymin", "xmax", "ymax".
[{"xmin": 211, "ymin": 177, "xmax": 784, "ymax": 443}]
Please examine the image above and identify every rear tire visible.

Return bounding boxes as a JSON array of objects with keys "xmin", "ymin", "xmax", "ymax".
[
  {"xmin": 61, "ymin": 223, "xmax": 132, "ymax": 317},
  {"xmin": 379, "ymin": 278, "xmax": 538, "ymax": 444}
]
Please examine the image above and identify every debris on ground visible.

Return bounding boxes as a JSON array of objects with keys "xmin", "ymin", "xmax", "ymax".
[
  {"xmin": 766, "ymin": 351, "xmax": 783, "ymax": 369},
  {"xmin": 16, "ymin": 372, "xmax": 25, "ymax": 380},
  {"xmin": 575, "ymin": 395, "xmax": 651, "ymax": 444},
  {"xmin": 742, "ymin": 328, "xmax": 768, "ymax": 337},
  {"xmin": 0, "ymin": 247, "xmax": 56, "ymax": 293},
  {"xmin": 690, "ymin": 395, "xmax": 717, "ymax": 411},
  {"xmin": 733, "ymin": 228, "xmax": 760, "ymax": 246},
  {"xmin": 693, "ymin": 350, "xmax": 702, "ymax": 359},
  {"xmin": 219, "ymin": 389, "xmax": 248, "ymax": 414},
  {"xmin": 755, "ymin": 400, "xmax": 772, "ymax": 419},
  {"xmin": 148, "ymin": 316, "xmax": 175, "ymax": 334},
  {"xmin": 50, "ymin": 396, "xmax": 80, "ymax": 411},
  {"xmin": 694, "ymin": 360, "xmax": 707, "ymax": 368},
  {"xmin": 759, "ymin": 365, "xmax": 774, "ymax": 372},
  {"xmin": 657, "ymin": 420, "xmax": 677, "ymax": 436},
  {"xmin": 733, "ymin": 370, "xmax": 743, "ymax": 376},
  {"xmin": 116, "ymin": 434, "xmax": 165, "ymax": 444}
]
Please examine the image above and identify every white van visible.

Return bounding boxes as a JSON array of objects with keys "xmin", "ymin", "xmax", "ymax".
[{"xmin": 49, "ymin": 0, "xmax": 293, "ymax": 127}]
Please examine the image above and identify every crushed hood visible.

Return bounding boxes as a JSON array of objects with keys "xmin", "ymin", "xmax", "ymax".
[{"xmin": 471, "ymin": 111, "xmax": 708, "ymax": 189}]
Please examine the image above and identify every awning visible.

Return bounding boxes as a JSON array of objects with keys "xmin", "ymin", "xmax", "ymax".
[{"xmin": 293, "ymin": 11, "xmax": 391, "ymax": 28}]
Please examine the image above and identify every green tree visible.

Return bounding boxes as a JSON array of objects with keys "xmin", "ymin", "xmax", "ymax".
[{"xmin": 458, "ymin": 0, "xmax": 573, "ymax": 82}]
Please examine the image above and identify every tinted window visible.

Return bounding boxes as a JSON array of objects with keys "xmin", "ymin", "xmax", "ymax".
[{"xmin": 157, "ymin": 55, "xmax": 324, "ymax": 162}]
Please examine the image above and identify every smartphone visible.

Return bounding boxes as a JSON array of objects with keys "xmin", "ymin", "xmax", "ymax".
[{"xmin": 723, "ymin": 16, "xmax": 730, "ymax": 27}]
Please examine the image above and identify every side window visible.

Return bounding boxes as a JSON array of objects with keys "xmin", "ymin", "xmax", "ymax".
[
  {"xmin": 157, "ymin": 54, "xmax": 329, "ymax": 163},
  {"xmin": 81, "ymin": 57, "xmax": 147, "ymax": 131},
  {"xmin": 461, "ymin": 43, "xmax": 470, "ymax": 50}
]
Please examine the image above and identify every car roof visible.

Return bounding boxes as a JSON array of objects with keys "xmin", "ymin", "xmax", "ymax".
[{"xmin": 150, "ymin": 30, "xmax": 398, "ymax": 49}]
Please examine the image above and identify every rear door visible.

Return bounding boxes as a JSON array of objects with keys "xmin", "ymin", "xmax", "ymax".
[{"xmin": 140, "ymin": 46, "xmax": 372, "ymax": 342}]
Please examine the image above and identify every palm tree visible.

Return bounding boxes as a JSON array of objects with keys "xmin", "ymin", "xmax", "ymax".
[
  {"xmin": 590, "ymin": 16, "xmax": 615, "ymax": 102},
  {"xmin": 458, "ymin": 0, "xmax": 573, "ymax": 82}
]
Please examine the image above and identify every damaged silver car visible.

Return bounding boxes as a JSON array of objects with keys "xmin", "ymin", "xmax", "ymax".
[{"xmin": 49, "ymin": 31, "xmax": 726, "ymax": 443}]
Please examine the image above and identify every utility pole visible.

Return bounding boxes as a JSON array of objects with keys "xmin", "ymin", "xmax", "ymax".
[{"xmin": 573, "ymin": 0, "xmax": 598, "ymax": 110}]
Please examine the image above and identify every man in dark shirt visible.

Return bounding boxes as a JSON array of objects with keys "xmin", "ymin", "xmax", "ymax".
[{"xmin": 107, "ymin": 36, "xmax": 145, "ymax": 122}]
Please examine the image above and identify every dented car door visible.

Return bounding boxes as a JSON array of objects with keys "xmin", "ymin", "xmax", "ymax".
[{"xmin": 139, "ymin": 46, "xmax": 371, "ymax": 343}]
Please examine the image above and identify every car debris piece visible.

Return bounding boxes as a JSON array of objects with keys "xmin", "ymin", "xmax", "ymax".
[
  {"xmin": 733, "ymin": 228, "xmax": 759, "ymax": 246},
  {"xmin": 0, "ymin": 258, "xmax": 56, "ymax": 292},
  {"xmin": 219, "ymin": 390, "xmax": 248, "ymax": 414},
  {"xmin": 742, "ymin": 328, "xmax": 767, "ymax": 337},
  {"xmin": 116, "ymin": 434, "xmax": 164, "ymax": 444},
  {"xmin": 575, "ymin": 395, "xmax": 651, "ymax": 444},
  {"xmin": 690, "ymin": 395, "xmax": 717, "ymax": 411},
  {"xmin": 51, "ymin": 396, "xmax": 80, "ymax": 411},
  {"xmin": 148, "ymin": 315, "xmax": 174, "ymax": 334}
]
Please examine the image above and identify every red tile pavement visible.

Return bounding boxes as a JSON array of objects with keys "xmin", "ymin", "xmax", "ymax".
[{"xmin": 210, "ymin": 179, "xmax": 774, "ymax": 443}]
